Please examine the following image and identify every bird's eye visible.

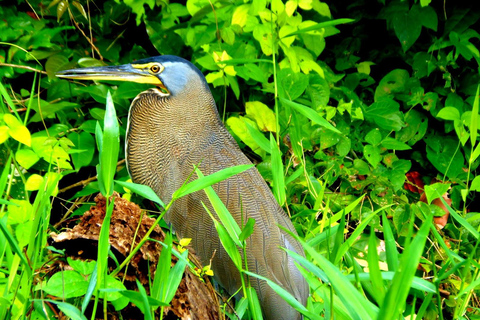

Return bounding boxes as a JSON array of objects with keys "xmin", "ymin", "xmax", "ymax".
[{"xmin": 150, "ymin": 64, "xmax": 161, "ymax": 73}]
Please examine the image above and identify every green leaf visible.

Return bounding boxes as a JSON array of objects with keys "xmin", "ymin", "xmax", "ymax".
[
  {"xmin": 381, "ymin": 137, "xmax": 412, "ymax": 150},
  {"xmin": 246, "ymin": 101, "xmax": 277, "ymax": 132},
  {"xmin": 3, "ymin": 113, "xmax": 31, "ymax": 146},
  {"xmin": 364, "ymin": 145, "xmax": 381, "ymax": 168},
  {"xmin": 278, "ymin": 68, "xmax": 309, "ymax": 100},
  {"xmin": 437, "ymin": 107, "xmax": 461, "ymax": 121},
  {"xmin": 16, "ymin": 149, "xmax": 39, "ymax": 169},
  {"xmin": 424, "ymin": 183, "xmax": 450, "ymax": 204},
  {"xmin": 364, "ymin": 99, "xmax": 404, "ymax": 131},
  {"xmin": 43, "ymin": 270, "xmax": 89, "ymax": 299},
  {"xmin": 68, "ymin": 131, "xmax": 95, "ymax": 170},
  {"xmin": 374, "ymin": 69, "xmax": 409, "ymax": 101},
  {"xmin": 25, "ymin": 174, "xmax": 43, "ymax": 191},
  {"xmin": 365, "ymin": 129, "xmax": 382, "ymax": 146},
  {"xmin": 393, "ymin": 11, "xmax": 422, "ymax": 52},
  {"xmin": 226, "ymin": 116, "xmax": 266, "ymax": 157}
]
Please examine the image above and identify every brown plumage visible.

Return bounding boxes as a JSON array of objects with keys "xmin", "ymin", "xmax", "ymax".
[{"xmin": 58, "ymin": 55, "xmax": 308, "ymax": 319}]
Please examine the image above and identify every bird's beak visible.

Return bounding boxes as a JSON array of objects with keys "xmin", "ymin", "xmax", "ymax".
[{"xmin": 56, "ymin": 63, "xmax": 164, "ymax": 87}]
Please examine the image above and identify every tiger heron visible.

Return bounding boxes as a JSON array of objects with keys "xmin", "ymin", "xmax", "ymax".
[{"xmin": 57, "ymin": 56, "xmax": 308, "ymax": 319}]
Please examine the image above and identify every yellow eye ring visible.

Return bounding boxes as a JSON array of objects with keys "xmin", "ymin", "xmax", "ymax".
[{"xmin": 150, "ymin": 64, "xmax": 161, "ymax": 73}]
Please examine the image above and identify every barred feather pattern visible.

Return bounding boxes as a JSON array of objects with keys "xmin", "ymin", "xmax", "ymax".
[{"xmin": 125, "ymin": 76, "xmax": 307, "ymax": 319}]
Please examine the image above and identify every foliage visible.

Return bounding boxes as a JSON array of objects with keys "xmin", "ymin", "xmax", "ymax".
[{"xmin": 1, "ymin": 0, "xmax": 480, "ymax": 319}]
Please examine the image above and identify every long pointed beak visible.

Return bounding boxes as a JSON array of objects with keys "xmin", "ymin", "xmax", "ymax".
[{"xmin": 56, "ymin": 64, "xmax": 163, "ymax": 86}]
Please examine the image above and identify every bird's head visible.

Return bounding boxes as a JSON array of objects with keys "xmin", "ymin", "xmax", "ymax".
[{"xmin": 56, "ymin": 55, "xmax": 208, "ymax": 97}]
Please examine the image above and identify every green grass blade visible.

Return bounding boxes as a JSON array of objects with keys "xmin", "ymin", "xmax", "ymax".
[
  {"xmin": 284, "ymin": 18, "xmax": 355, "ymax": 37},
  {"xmin": 377, "ymin": 216, "xmax": 432, "ymax": 319},
  {"xmin": 246, "ymin": 286, "xmax": 264, "ymax": 320},
  {"xmin": 245, "ymin": 121, "xmax": 271, "ymax": 153},
  {"xmin": 196, "ymin": 169, "xmax": 243, "ymax": 247},
  {"xmin": 334, "ymin": 208, "xmax": 383, "ymax": 265},
  {"xmin": 367, "ymin": 227, "xmax": 385, "ymax": 305},
  {"xmin": 164, "ymin": 250, "xmax": 188, "ymax": 303},
  {"xmin": 152, "ymin": 232, "xmax": 172, "ymax": 302},
  {"xmin": 243, "ymin": 270, "xmax": 321, "ymax": 320},
  {"xmin": 283, "ymin": 226, "xmax": 378, "ymax": 320},
  {"xmin": 270, "ymin": 133, "xmax": 286, "ymax": 206},
  {"xmin": 280, "ymin": 98, "xmax": 341, "ymax": 133},
  {"xmin": 115, "ymin": 180, "xmax": 165, "ymax": 207},
  {"xmin": 470, "ymin": 85, "xmax": 479, "ymax": 145},
  {"xmin": 173, "ymin": 164, "xmax": 253, "ymax": 199},
  {"xmin": 382, "ymin": 212, "xmax": 399, "ymax": 271},
  {"xmin": 202, "ymin": 202, "xmax": 243, "ymax": 268}
]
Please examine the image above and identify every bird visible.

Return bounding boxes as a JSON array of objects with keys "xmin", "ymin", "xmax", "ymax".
[{"xmin": 57, "ymin": 55, "xmax": 308, "ymax": 319}]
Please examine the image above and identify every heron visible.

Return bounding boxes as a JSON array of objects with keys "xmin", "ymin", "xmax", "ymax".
[{"xmin": 57, "ymin": 55, "xmax": 308, "ymax": 319}]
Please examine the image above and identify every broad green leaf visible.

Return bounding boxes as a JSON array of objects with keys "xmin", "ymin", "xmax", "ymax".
[
  {"xmin": 374, "ymin": 69, "xmax": 409, "ymax": 101},
  {"xmin": 357, "ymin": 61, "xmax": 375, "ymax": 75},
  {"xmin": 16, "ymin": 149, "xmax": 39, "ymax": 169},
  {"xmin": 253, "ymin": 24, "xmax": 274, "ymax": 56},
  {"xmin": 232, "ymin": 4, "xmax": 250, "ymax": 27},
  {"xmin": 425, "ymin": 136, "xmax": 464, "ymax": 179},
  {"xmin": 424, "ymin": 183, "xmax": 450, "ymax": 204},
  {"xmin": 471, "ymin": 176, "xmax": 480, "ymax": 191},
  {"xmin": 43, "ymin": 270, "xmax": 89, "ymax": 299},
  {"xmin": 437, "ymin": 107, "xmax": 461, "ymax": 121},
  {"xmin": 25, "ymin": 174, "xmax": 43, "ymax": 191},
  {"xmin": 364, "ymin": 145, "xmax": 381, "ymax": 168},
  {"xmin": 0, "ymin": 125, "xmax": 9, "ymax": 144},
  {"xmin": 278, "ymin": 68, "xmax": 309, "ymax": 100},
  {"xmin": 246, "ymin": 101, "xmax": 276, "ymax": 132},
  {"xmin": 68, "ymin": 131, "xmax": 95, "ymax": 170},
  {"xmin": 365, "ymin": 129, "xmax": 382, "ymax": 146},
  {"xmin": 279, "ymin": 25, "xmax": 297, "ymax": 47},
  {"xmin": 364, "ymin": 99, "xmax": 404, "ymax": 131},
  {"xmin": 226, "ymin": 116, "xmax": 266, "ymax": 157},
  {"xmin": 3, "ymin": 113, "xmax": 31, "ymax": 146},
  {"xmin": 393, "ymin": 10, "xmax": 422, "ymax": 52}
]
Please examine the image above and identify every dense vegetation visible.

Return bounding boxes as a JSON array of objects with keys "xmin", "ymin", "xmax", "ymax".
[{"xmin": 1, "ymin": 0, "xmax": 480, "ymax": 319}]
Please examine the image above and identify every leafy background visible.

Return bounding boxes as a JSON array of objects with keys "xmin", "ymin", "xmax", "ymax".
[{"xmin": 1, "ymin": 0, "xmax": 480, "ymax": 319}]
